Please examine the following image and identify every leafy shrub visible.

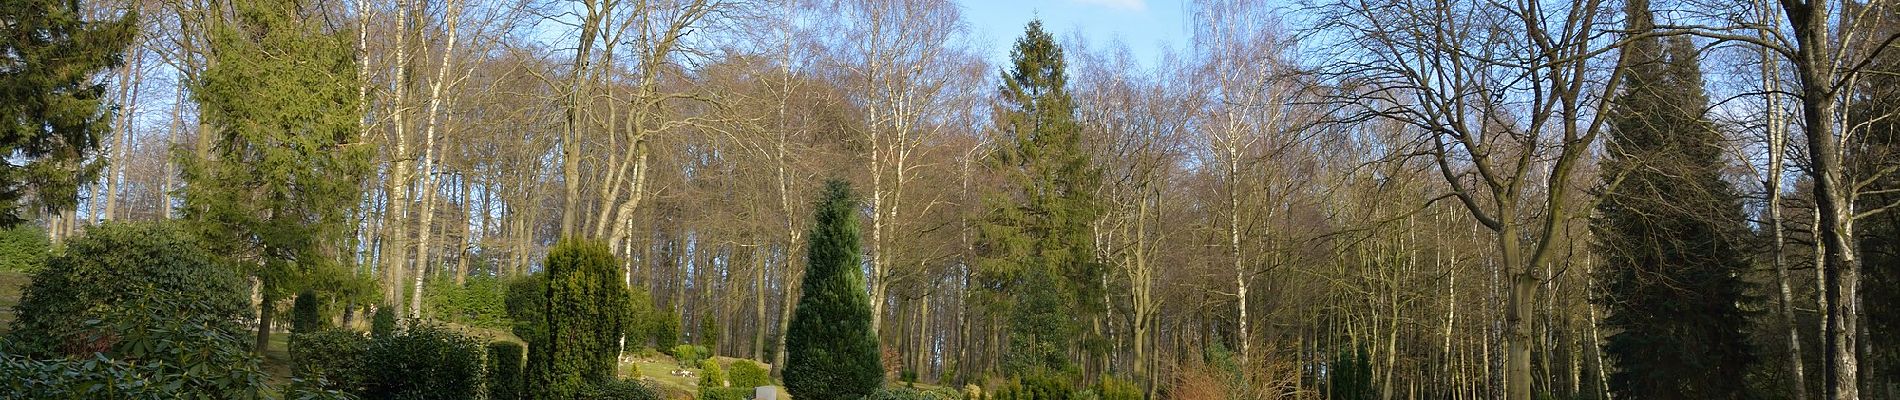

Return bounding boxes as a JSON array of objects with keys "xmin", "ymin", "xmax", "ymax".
[
  {"xmin": 652, "ymin": 309, "xmax": 682, "ymax": 351},
  {"xmin": 0, "ymin": 304, "xmax": 280, "ymax": 398},
  {"xmin": 699, "ymin": 358, "xmax": 727, "ymax": 388},
  {"xmin": 901, "ymin": 369, "xmax": 919, "ymax": 386},
  {"xmin": 424, "ymin": 274, "xmax": 511, "ymax": 330},
  {"xmin": 487, "ymin": 341, "xmax": 525, "ymax": 400},
  {"xmin": 578, "ymin": 379, "xmax": 663, "ymax": 400},
  {"xmin": 360, "ymin": 323, "xmax": 486, "ymax": 400},
  {"xmin": 7, "ymin": 222, "xmax": 250, "ymax": 359},
  {"xmin": 728, "ymin": 359, "xmax": 770, "ymax": 388},
  {"xmin": 1091, "ymin": 376, "xmax": 1140, "ymax": 400},
  {"xmin": 291, "ymin": 328, "xmax": 370, "ymax": 393},
  {"xmin": 672, "ymin": 344, "xmax": 710, "ymax": 367},
  {"xmin": 697, "ymin": 386, "xmax": 754, "ymax": 400},
  {"xmin": 370, "ymin": 305, "xmax": 397, "ymax": 339},
  {"xmin": 864, "ymin": 386, "xmax": 963, "ymax": 400},
  {"xmin": 992, "ymin": 371, "xmax": 1077, "ymax": 400},
  {"xmin": 0, "ymin": 225, "xmax": 49, "ymax": 273},
  {"xmin": 293, "ymin": 289, "xmax": 325, "ymax": 334}
]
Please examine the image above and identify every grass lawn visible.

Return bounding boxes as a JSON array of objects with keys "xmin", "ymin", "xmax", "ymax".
[
  {"xmin": 0, "ymin": 271, "xmax": 30, "ymax": 333},
  {"xmin": 624, "ymin": 355, "xmax": 791, "ymax": 399}
]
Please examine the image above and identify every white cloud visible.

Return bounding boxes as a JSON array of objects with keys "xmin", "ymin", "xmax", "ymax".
[{"xmin": 1069, "ymin": 0, "xmax": 1147, "ymax": 12}]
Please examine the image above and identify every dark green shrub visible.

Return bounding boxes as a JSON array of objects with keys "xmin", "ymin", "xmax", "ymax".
[
  {"xmin": 728, "ymin": 359, "xmax": 770, "ymax": 388},
  {"xmin": 370, "ymin": 305, "xmax": 397, "ymax": 339},
  {"xmin": 425, "ymin": 274, "xmax": 512, "ymax": 330},
  {"xmin": 699, "ymin": 358, "xmax": 727, "ymax": 388},
  {"xmin": 992, "ymin": 371, "xmax": 1076, "ymax": 400},
  {"xmin": 0, "ymin": 225, "xmax": 49, "ymax": 273},
  {"xmin": 783, "ymin": 181, "xmax": 883, "ymax": 400},
  {"xmin": 360, "ymin": 323, "xmax": 486, "ymax": 400},
  {"xmin": 652, "ymin": 308, "xmax": 682, "ymax": 351},
  {"xmin": 1091, "ymin": 376, "xmax": 1140, "ymax": 400},
  {"xmin": 293, "ymin": 289, "xmax": 325, "ymax": 334},
  {"xmin": 673, "ymin": 344, "xmax": 711, "ymax": 367},
  {"xmin": 1, "ymin": 301, "xmax": 278, "ymax": 398},
  {"xmin": 578, "ymin": 379, "xmax": 663, "ymax": 400},
  {"xmin": 7, "ymin": 222, "xmax": 251, "ymax": 357},
  {"xmin": 526, "ymin": 239, "xmax": 629, "ymax": 399},
  {"xmin": 487, "ymin": 341, "xmax": 525, "ymax": 400},
  {"xmin": 291, "ymin": 328, "xmax": 370, "ymax": 393},
  {"xmin": 1328, "ymin": 347, "xmax": 1375, "ymax": 400},
  {"xmin": 901, "ymin": 369, "xmax": 919, "ymax": 386},
  {"xmin": 698, "ymin": 310, "xmax": 721, "ymax": 352},
  {"xmin": 696, "ymin": 387, "xmax": 754, "ymax": 400},
  {"xmin": 865, "ymin": 386, "xmax": 962, "ymax": 400}
]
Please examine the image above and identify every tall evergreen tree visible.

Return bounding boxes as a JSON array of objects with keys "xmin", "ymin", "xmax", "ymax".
[
  {"xmin": 526, "ymin": 239, "xmax": 628, "ymax": 399},
  {"xmin": 975, "ymin": 20, "xmax": 1105, "ymax": 376},
  {"xmin": 0, "ymin": 0, "xmax": 136, "ymax": 226},
  {"xmin": 783, "ymin": 180, "xmax": 883, "ymax": 400},
  {"xmin": 182, "ymin": 0, "xmax": 370, "ymax": 353},
  {"xmin": 1591, "ymin": 1, "xmax": 1754, "ymax": 397}
]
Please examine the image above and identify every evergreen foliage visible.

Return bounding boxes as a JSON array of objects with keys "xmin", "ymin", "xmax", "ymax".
[
  {"xmin": 728, "ymin": 359, "xmax": 770, "ymax": 388},
  {"xmin": 1590, "ymin": 2, "xmax": 1755, "ymax": 397},
  {"xmin": 698, "ymin": 310, "xmax": 721, "ymax": 352},
  {"xmin": 290, "ymin": 328, "xmax": 370, "ymax": 394},
  {"xmin": 976, "ymin": 19, "xmax": 1105, "ymax": 376},
  {"xmin": 0, "ymin": 225, "xmax": 50, "ymax": 273},
  {"xmin": 783, "ymin": 180, "xmax": 884, "ymax": 400},
  {"xmin": 371, "ymin": 305, "xmax": 398, "ymax": 339},
  {"xmin": 652, "ymin": 308, "xmax": 683, "ymax": 351},
  {"xmin": 1328, "ymin": 347, "xmax": 1375, "ymax": 400},
  {"xmin": 487, "ymin": 341, "xmax": 526, "ymax": 400},
  {"xmin": 359, "ymin": 323, "xmax": 487, "ymax": 400},
  {"xmin": 0, "ymin": 0, "xmax": 135, "ymax": 226},
  {"xmin": 292, "ymin": 289, "xmax": 325, "ymax": 334},
  {"xmin": 991, "ymin": 371, "xmax": 1077, "ymax": 400},
  {"xmin": 577, "ymin": 379, "xmax": 663, "ymax": 400},
  {"xmin": 699, "ymin": 358, "xmax": 727, "ymax": 388},
  {"xmin": 865, "ymin": 386, "xmax": 963, "ymax": 400},
  {"xmin": 424, "ymin": 274, "xmax": 512, "ymax": 330},
  {"xmin": 7, "ymin": 222, "xmax": 250, "ymax": 359},
  {"xmin": 181, "ymin": 0, "xmax": 370, "ymax": 354},
  {"xmin": 523, "ymin": 239, "xmax": 629, "ymax": 399}
]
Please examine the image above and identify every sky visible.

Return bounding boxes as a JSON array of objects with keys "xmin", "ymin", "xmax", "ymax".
[{"xmin": 955, "ymin": 0, "xmax": 1193, "ymax": 68}]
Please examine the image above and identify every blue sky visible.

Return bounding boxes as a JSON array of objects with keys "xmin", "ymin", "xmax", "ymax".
[{"xmin": 956, "ymin": 0, "xmax": 1192, "ymax": 67}]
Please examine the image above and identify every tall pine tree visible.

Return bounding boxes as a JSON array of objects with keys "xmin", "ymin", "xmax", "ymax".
[
  {"xmin": 0, "ymin": 0, "xmax": 135, "ymax": 226},
  {"xmin": 1591, "ymin": 0, "xmax": 1754, "ymax": 397},
  {"xmin": 526, "ymin": 239, "xmax": 628, "ymax": 399},
  {"xmin": 784, "ymin": 180, "xmax": 883, "ymax": 399},
  {"xmin": 976, "ymin": 20, "xmax": 1105, "ymax": 377},
  {"xmin": 183, "ymin": 0, "xmax": 369, "ymax": 353}
]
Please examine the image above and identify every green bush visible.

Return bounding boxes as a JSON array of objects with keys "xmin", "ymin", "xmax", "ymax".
[
  {"xmin": 699, "ymin": 358, "xmax": 727, "ymax": 388},
  {"xmin": 1090, "ymin": 376, "xmax": 1140, "ymax": 400},
  {"xmin": 698, "ymin": 310, "xmax": 721, "ymax": 352},
  {"xmin": 652, "ymin": 308, "xmax": 682, "ymax": 351},
  {"xmin": 0, "ymin": 225, "xmax": 49, "ymax": 273},
  {"xmin": 425, "ymin": 274, "xmax": 512, "ymax": 330},
  {"xmin": 7, "ymin": 222, "xmax": 251, "ymax": 358},
  {"xmin": 293, "ymin": 289, "xmax": 325, "ymax": 334},
  {"xmin": 487, "ymin": 341, "xmax": 525, "ymax": 400},
  {"xmin": 992, "ymin": 371, "xmax": 1077, "ymax": 400},
  {"xmin": 370, "ymin": 305, "xmax": 397, "ymax": 339},
  {"xmin": 864, "ymin": 386, "xmax": 963, "ymax": 400},
  {"xmin": 697, "ymin": 386, "xmax": 754, "ymax": 400},
  {"xmin": 0, "ymin": 352, "xmax": 278, "ymax": 399},
  {"xmin": 526, "ymin": 239, "xmax": 629, "ymax": 399},
  {"xmin": 578, "ymin": 379, "xmax": 663, "ymax": 400},
  {"xmin": 783, "ymin": 181, "xmax": 883, "ymax": 400},
  {"xmin": 360, "ymin": 323, "xmax": 486, "ymax": 400},
  {"xmin": 673, "ymin": 344, "xmax": 710, "ymax": 367},
  {"xmin": 290, "ymin": 328, "xmax": 370, "ymax": 393},
  {"xmin": 728, "ymin": 359, "xmax": 770, "ymax": 388},
  {"xmin": 0, "ymin": 302, "xmax": 279, "ymax": 398}
]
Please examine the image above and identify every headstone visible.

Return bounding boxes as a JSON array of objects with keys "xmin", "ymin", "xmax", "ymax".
[{"xmin": 753, "ymin": 386, "xmax": 778, "ymax": 400}]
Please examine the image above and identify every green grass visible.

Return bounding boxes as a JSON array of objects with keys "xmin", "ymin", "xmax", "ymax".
[
  {"xmin": 0, "ymin": 271, "xmax": 30, "ymax": 333},
  {"xmin": 623, "ymin": 354, "xmax": 790, "ymax": 399}
]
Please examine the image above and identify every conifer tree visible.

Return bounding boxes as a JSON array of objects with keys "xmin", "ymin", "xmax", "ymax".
[
  {"xmin": 0, "ymin": 0, "xmax": 136, "ymax": 226},
  {"xmin": 783, "ymin": 180, "xmax": 882, "ymax": 400},
  {"xmin": 1591, "ymin": 0, "xmax": 1754, "ymax": 396},
  {"xmin": 183, "ymin": 0, "xmax": 369, "ymax": 353},
  {"xmin": 526, "ymin": 239, "xmax": 628, "ymax": 399},
  {"xmin": 976, "ymin": 20, "xmax": 1105, "ymax": 376}
]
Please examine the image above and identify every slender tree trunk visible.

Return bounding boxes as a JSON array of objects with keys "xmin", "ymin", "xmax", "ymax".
[
  {"xmin": 383, "ymin": 0, "xmax": 414, "ymax": 314},
  {"xmin": 410, "ymin": 0, "xmax": 462, "ymax": 320}
]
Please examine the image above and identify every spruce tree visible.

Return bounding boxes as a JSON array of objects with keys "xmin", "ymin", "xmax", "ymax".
[
  {"xmin": 783, "ymin": 180, "xmax": 883, "ymax": 400},
  {"xmin": 0, "ymin": 0, "xmax": 136, "ymax": 226},
  {"xmin": 1591, "ymin": 0, "xmax": 1754, "ymax": 396},
  {"xmin": 975, "ymin": 20, "xmax": 1105, "ymax": 376},
  {"xmin": 183, "ymin": 0, "xmax": 369, "ymax": 353}
]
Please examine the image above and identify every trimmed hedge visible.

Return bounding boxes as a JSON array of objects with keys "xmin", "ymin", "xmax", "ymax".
[
  {"xmin": 696, "ymin": 387, "xmax": 754, "ymax": 400},
  {"xmin": 487, "ymin": 341, "xmax": 525, "ymax": 400},
  {"xmin": 579, "ymin": 379, "xmax": 663, "ymax": 400},
  {"xmin": 360, "ymin": 323, "xmax": 486, "ymax": 400},
  {"xmin": 290, "ymin": 328, "xmax": 370, "ymax": 393},
  {"xmin": 728, "ymin": 359, "xmax": 770, "ymax": 388}
]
